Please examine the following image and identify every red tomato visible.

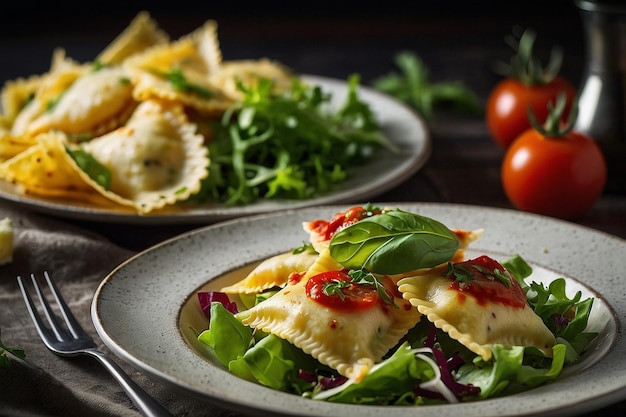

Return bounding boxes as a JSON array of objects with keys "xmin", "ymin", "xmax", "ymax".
[
  {"xmin": 501, "ymin": 128, "xmax": 607, "ymax": 219},
  {"xmin": 487, "ymin": 77, "xmax": 576, "ymax": 149},
  {"xmin": 305, "ymin": 270, "xmax": 379, "ymax": 311}
]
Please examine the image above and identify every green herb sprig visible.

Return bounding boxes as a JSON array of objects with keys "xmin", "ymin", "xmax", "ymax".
[
  {"xmin": 494, "ymin": 27, "xmax": 564, "ymax": 86},
  {"xmin": 0, "ymin": 329, "xmax": 25, "ymax": 368},
  {"xmin": 371, "ymin": 51, "xmax": 480, "ymax": 120},
  {"xmin": 321, "ymin": 269, "xmax": 396, "ymax": 308},
  {"xmin": 446, "ymin": 262, "xmax": 512, "ymax": 287}
]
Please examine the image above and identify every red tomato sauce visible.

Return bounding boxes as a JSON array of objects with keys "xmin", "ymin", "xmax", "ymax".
[
  {"xmin": 448, "ymin": 255, "xmax": 527, "ymax": 308},
  {"xmin": 305, "ymin": 270, "xmax": 382, "ymax": 311},
  {"xmin": 308, "ymin": 206, "xmax": 381, "ymax": 241}
]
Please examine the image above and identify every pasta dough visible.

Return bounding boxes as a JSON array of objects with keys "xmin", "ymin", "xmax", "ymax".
[
  {"xmin": 397, "ymin": 258, "xmax": 556, "ymax": 361},
  {"xmin": 237, "ymin": 249, "xmax": 421, "ymax": 382}
]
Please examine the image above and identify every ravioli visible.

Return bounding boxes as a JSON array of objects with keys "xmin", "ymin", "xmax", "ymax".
[
  {"xmin": 10, "ymin": 49, "xmax": 88, "ymax": 137},
  {"xmin": 25, "ymin": 65, "xmax": 136, "ymax": 137},
  {"xmin": 79, "ymin": 99, "xmax": 209, "ymax": 213},
  {"xmin": 397, "ymin": 257, "xmax": 556, "ymax": 361},
  {"xmin": 0, "ymin": 133, "xmax": 37, "ymax": 162},
  {"xmin": 236, "ymin": 249, "xmax": 421, "ymax": 382},
  {"xmin": 221, "ymin": 249, "xmax": 319, "ymax": 294},
  {"xmin": 0, "ymin": 131, "xmax": 115, "ymax": 206},
  {"xmin": 124, "ymin": 19, "xmax": 230, "ymax": 116},
  {"xmin": 0, "ymin": 73, "xmax": 43, "ymax": 126},
  {"xmin": 210, "ymin": 58, "xmax": 296, "ymax": 102},
  {"xmin": 96, "ymin": 11, "xmax": 169, "ymax": 65}
]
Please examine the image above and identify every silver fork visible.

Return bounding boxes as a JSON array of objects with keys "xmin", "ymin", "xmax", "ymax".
[{"xmin": 17, "ymin": 271, "xmax": 174, "ymax": 417}]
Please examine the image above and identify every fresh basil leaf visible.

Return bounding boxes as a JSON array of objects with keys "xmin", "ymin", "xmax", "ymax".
[{"xmin": 329, "ymin": 209, "xmax": 460, "ymax": 274}]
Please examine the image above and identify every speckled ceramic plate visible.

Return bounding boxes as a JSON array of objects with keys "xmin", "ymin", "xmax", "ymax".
[
  {"xmin": 92, "ymin": 203, "xmax": 625, "ymax": 417},
  {"xmin": 0, "ymin": 75, "xmax": 430, "ymax": 225}
]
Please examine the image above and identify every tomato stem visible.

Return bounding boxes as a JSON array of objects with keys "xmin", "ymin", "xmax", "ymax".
[
  {"xmin": 495, "ymin": 27, "xmax": 564, "ymax": 86},
  {"xmin": 527, "ymin": 92, "xmax": 579, "ymax": 138}
]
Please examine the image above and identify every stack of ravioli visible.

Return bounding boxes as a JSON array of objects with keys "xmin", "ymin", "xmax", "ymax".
[{"xmin": 0, "ymin": 12, "xmax": 294, "ymax": 214}]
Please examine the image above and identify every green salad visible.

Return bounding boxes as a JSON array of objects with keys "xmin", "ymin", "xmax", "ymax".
[
  {"xmin": 190, "ymin": 75, "xmax": 396, "ymax": 206},
  {"xmin": 196, "ymin": 206, "xmax": 596, "ymax": 405}
]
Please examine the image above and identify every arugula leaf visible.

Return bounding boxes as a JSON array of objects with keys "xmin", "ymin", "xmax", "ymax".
[
  {"xmin": 371, "ymin": 51, "xmax": 480, "ymax": 120},
  {"xmin": 329, "ymin": 209, "xmax": 460, "ymax": 274},
  {"xmin": 503, "ymin": 255, "xmax": 596, "ymax": 357},
  {"xmin": 502, "ymin": 254, "xmax": 533, "ymax": 284},
  {"xmin": 190, "ymin": 74, "xmax": 395, "ymax": 205}
]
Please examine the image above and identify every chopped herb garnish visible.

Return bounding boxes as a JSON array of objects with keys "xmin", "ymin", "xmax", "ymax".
[
  {"xmin": 446, "ymin": 262, "xmax": 511, "ymax": 287},
  {"xmin": 292, "ymin": 242, "xmax": 316, "ymax": 255},
  {"xmin": 446, "ymin": 262, "xmax": 474, "ymax": 283},
  {"xmin": 321, "ymin": 269, "xmax": 397, "ymax": 308},
  {"xmin": 91, "ymin": 60, "xmax": 109, "ymax": 72},
  {"xmin": 161, "ymin": 68, "xmax": 214, "ymax": 98},
  {"xmin": 46, "ymin": 93, "xmax": 65, "ymax": 112},
  {"xmin": 322, "ymin": 279, "xmax": 352, "ymax": 301},
  {"xmin": 67, "ymin": 133, "xmax": 93, "ymax": 143},
  {"xmin": 66, "ymin": 147, "xmax": 112, "ymax": 190},
  {"xmin": 348, "ymin": 269, "xmax": 397, "ymax": 307}
]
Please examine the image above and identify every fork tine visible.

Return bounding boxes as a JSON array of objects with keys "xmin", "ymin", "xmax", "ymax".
[
  {"xmin": 16, "ymin": 274, "xmax": 62, "ymax": 343},
  {"xmin": 18, "ymin": 272, "xmax": 174, "ymax": 416},
  {"xmin": 41, "ymin": 271, "xmax": 87, "ymax": 339}
]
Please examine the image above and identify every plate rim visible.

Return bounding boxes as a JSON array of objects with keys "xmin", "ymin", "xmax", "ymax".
[
  {"xmin": 91, "ymin": 202, "xmax": 626, "ymax": 417},
  {"xmin": 0, "ymin": 74, "xmax": 431, "ymax": 225}
]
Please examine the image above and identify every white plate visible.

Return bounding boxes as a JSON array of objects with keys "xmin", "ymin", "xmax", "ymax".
[
  {"xmin": 91, "ymin": 203, "xmax": 626, "ymax": 417},
  {"xmin": 0, "ymin": 75, "xmax": 430, "ymax": 225}
]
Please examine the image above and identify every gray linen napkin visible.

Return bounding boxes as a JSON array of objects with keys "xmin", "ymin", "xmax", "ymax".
[{"xmin": 0, "ymin": 205, "xmax": 234, "ymax": 417}]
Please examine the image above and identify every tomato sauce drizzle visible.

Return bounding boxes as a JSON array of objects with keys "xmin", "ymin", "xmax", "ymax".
[
  {"xmin": 447, "ymin": 255, "xmax": 527, "ymax": 308},
  {"xmin": 309, "ymin": 205, "xmax": 381, "ymax": 241}
]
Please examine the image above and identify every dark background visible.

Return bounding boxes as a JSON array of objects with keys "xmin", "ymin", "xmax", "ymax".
[
  {"xmin": 0, "ymin": 0, "xmax": 586, "ymax": 92},
  {"xmin": 1, "ymin": 0, "xmax": 611, "ymax": 242}
]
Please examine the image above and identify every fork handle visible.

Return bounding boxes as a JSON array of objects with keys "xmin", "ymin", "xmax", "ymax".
[{"xmin": 87, "ymin": 349, "xmax": 174, "ymax": 417}]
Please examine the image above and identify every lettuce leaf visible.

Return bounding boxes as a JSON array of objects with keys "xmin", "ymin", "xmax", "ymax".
[
  {"xmin": 197, "ymin": 302, "xmax": 253, "ymax": 367},
  {"xmin": 313, "ymin": 343, "xmax": 434, "ymax": 404},
  {"xmin": 456, "ymin": 344, "xmax": 566, "ymax": 399}
]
